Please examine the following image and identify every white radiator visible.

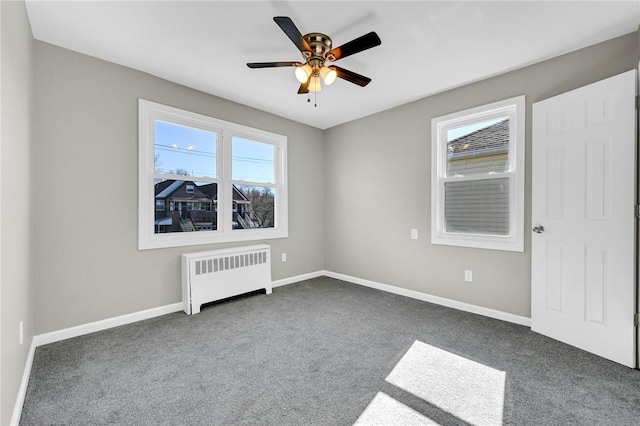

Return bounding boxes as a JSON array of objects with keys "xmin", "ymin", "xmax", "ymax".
[{"xmin": 181, "ymin": 244, "xmax": 272, "ymax": 314}]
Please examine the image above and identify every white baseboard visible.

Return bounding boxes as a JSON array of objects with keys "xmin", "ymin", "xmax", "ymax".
[
  {"xmin": 271, "ymin": 270, "xmax": 325, "ymax": 288},
  {"xmin": 12, "ymin": 302, "xmax": 183, "ymax": 425},
  {"xmin": 10, "ymin": 339, "xmax": 37, "ymax": 426},
  {"xmin": 28, "ymin": 270, "xmax": 324, "ymax": 350},
  {"xmin": 324, "ymin": 271, "xmax": 532, "ymax": 327},
  {"xmin": 32, "ymin": 302, "xmax": 183, "ymax": 347},
  {"xmin": 30, "ymin": 272, "xmax": 529, "ymax": 347},
  {"xmin": 12, "ymin": 270, "xmax": 529, "ymax": 423}
]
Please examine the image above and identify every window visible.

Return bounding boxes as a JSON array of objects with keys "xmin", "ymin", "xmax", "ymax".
[
  {"xmin": 431, "ymin": 96, "xmax": 525, "ymax": 252},
  {"xmin": 138, "ymin": 99, "xmax": 288, "ymax": 249},
  {"xmin": 232, "ymin": 137, "xmax": 276, "ymax": 230}
]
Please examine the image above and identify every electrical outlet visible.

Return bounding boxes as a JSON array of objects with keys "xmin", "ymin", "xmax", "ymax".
[
  {"xmin": 281, "ymin": 253, "xmax": 287, "ymax": 262},
  {"xmin": 19, "ymin": 321, "xmax": 24, "ymax": 345},
  {"xmin": 465, "ymin": 270, "xmax": 473, "ymax": 282},
  {"xmin": 410, "ymin": 229, "xmax": 418, "ymax": 240}
]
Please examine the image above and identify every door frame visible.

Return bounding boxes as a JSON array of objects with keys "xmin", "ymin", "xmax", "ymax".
[{"xmin": 636, "ymin": 60, "xmax": 640, "ymax": 369}]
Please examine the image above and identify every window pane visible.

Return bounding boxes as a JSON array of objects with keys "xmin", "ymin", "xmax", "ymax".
[
  {"xmin": 232, "ymin": 137, "xmax": 275, "ymax": 183},
  {"xmin": 447, "ymin": 118, "xmax": 509, "ymax": 176},
  {"xmin": 154, "ymin": 120, "xmax": 217, "ymax": 178},
  {"xmin": 232, "ymin": 185, "xmax": 275, "ymax": 230},
  {"xmin": 445, "ymin": 178, "xmax": 509, "ymax": 235},
  {"xmin": 154, "ymin": 179, "xmax": 218, "ymax": 234}
]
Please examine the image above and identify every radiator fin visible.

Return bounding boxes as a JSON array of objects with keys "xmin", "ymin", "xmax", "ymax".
[{"xmin": 194, "ymin": 250, "xmax": 268, "ymax": 276}]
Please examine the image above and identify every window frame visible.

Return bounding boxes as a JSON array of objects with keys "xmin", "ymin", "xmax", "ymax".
[
  {"xmin": 431, "ymin": 95, "xmax": 525, "ymax": 252},
  {"xmin": 138, "ymin": 99, "xmax": 288, "ymax": 250}
]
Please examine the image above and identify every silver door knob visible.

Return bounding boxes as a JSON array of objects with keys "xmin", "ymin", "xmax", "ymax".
[{"xmin": 532, "ymin": 225, "xmax": 545, "ymax": 234}]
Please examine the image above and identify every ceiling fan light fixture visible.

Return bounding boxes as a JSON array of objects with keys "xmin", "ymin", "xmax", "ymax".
[
  {"xmin": 309, "ymin": 76, "xmax": 322, "ymax": 92},
  {"xmin": 247, "ymin": 17, "xmax": 381, "ymax": 98},
  {"xmin": 295, "ymin": 64, "xmax": 312, "ymax": 83},
  {"xmin": 320, "ymin": 66, "xmax": 337, "ymax": 85}
]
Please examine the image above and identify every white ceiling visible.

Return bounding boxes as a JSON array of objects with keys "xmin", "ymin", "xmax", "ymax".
[{"xmin": 25, "ymin": 1, "xmax": 640, "ymax": 130}]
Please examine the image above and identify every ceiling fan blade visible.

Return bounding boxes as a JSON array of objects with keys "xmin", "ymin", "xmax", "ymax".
[
  {"xmin": 247, "ymin": 61, "xmax": 301, "ymax": 69},
  {"xmin": 297, "ymin": 76, "xmax": 310, "ymax": 94},
  {"xmin": 333, "ymin": 66, "xmax": 372, "ymax": 87},
  {"xmin": 274, "ymin": 16, "xmax": 312, "ymax": 54},
  {"xmin": 326, "ymin": 32, "xmax": 381, "ymax": 61}
]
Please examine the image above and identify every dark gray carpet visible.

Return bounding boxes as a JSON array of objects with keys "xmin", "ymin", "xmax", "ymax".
[{"xmin": 20, "ymin": 277, "xmax": 640, "ymax": 425}]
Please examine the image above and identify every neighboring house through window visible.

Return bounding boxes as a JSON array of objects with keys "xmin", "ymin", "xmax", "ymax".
[
  {"xmin": 139, "ymin": 99, "xmax": 288, "ymax": 250},
  {"xmin": 431, "ymin": 96, "xmax": 525, "ymax": 252}
]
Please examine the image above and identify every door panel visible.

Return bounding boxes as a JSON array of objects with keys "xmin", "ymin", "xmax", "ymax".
[
  {"xmin": 545, "ymin": 241, "xmax": 565, "ymax": 313},
  {"xmin": 532, "ymin": 69, "xmax": 637, "ymax": 367}
]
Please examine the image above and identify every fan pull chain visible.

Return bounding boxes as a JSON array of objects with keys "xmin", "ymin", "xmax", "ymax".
[{"xmin": 306, "ymin": 92, "xmax": 317, "ymax": 107}]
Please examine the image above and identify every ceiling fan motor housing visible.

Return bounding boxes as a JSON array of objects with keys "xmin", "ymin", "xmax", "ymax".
[{"xmin": 303, "ymin": 33, "xmax": 333, "ymax": 70}]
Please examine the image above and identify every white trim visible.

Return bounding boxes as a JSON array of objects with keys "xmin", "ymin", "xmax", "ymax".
[
  {"xmin": 20, "ymin": 271, "xmax": 530, "ymax": 346},
  {"xmin": 10, "ymin": 339, "xmax": 34, "ymax": 426},
  {"xmin": 431, "ymin": 95, "xmax": 526, "ymax": 252},
  {"xmin": 10, "ymin": 302, "xmax": 182, "ymax": 424},
  {"xmin": 10, "ymin": 271, "xmax": 529, "ymax": 423},
  {"xmin": 271, "ymin": 270, "xmax": 325, "ymax": 288},
  {"xmin": 32, "ymin": 302, "xmax": 183, "ymax": 347},
  {"xmin": 15, "ymin": 270, "xmax": 530, "ymax": 349},
  {"xmin": 138, "ymin": 99, "xmax": 288, "ymax": 250},
  {"xmin": 324, "ymin": 271, "xmax": 531, "ymax": 327},
  {"xmin": 0, "ymin": 2, "xmax": 3, "ymax": 422}
]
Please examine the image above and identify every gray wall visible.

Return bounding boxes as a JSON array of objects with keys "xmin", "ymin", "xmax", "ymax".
[
  {"xmin": 324, "ymin": 33, "xmax": 639, "ymax": 318},
  {"xmin": 3, "ymin": 12, "xmax": 638, "ymax": 422},
  {"xmin": 33, "ymin": 42, "xmax": 325, "ymax": 334},
  {"xmin": 1, "ymin": 1, "xmax": 35, "ymax": 424}
]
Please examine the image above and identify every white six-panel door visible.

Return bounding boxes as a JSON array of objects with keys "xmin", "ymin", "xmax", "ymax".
[{"xmin": 531, "ymin": 70, "xmax": 637, "ymax": 367}]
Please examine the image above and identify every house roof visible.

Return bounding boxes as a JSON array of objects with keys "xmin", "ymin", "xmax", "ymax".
[
  {"xmin": 155, "ymin": 180, "xmax": 184, "ymax": 198},
  {"xmin": 199, "ymin": 183, "xmax": 217, "ymax": 199},
  {"xmin": 447, "ymin": 119, "xmax": 509, "ymax": 160},
  {"xmin": 155, "ymin": 180, "xmax": 250, "ymax": 203},
  {"xmin": 232, "ymin": 187, "xmax": 250, "ymax": 203},
  {"xmin": 200, "ymin": 182, "xmax": 249, "ymax": 203},
  {"xmin": 154, "ymin": 217, "xmax": 172, "ymax": 226}
]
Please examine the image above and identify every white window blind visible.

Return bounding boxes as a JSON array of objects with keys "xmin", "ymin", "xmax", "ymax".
[{"xmin": 444, "ymin": 178, "xmax": 510, "ymax": 235}]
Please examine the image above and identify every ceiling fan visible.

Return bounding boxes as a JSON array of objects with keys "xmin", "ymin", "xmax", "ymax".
[{"xmin": 247, "ymin": 17, "xmax": 382, "ymax": 95}]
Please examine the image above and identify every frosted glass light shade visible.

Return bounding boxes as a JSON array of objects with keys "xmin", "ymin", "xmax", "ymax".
[
  {"xmin": 309, "ymin": 76, "xmax": 322, "ymax": 92},
  {"xmin": 295, "ymin": 64, "xmax": 312, "ymax": 83},
  {"xmin": 320, "ymin": 66, "xmax": 337, "ymax": 85}
]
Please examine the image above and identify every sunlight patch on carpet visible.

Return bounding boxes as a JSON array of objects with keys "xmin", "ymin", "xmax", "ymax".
[
  {"xmin": 354, "ymin": 392, "xmax": 441, "ymax": 425},
  {"xmin": 385, "ymin": 340, "xmax": 505, "ymax": 426}
]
